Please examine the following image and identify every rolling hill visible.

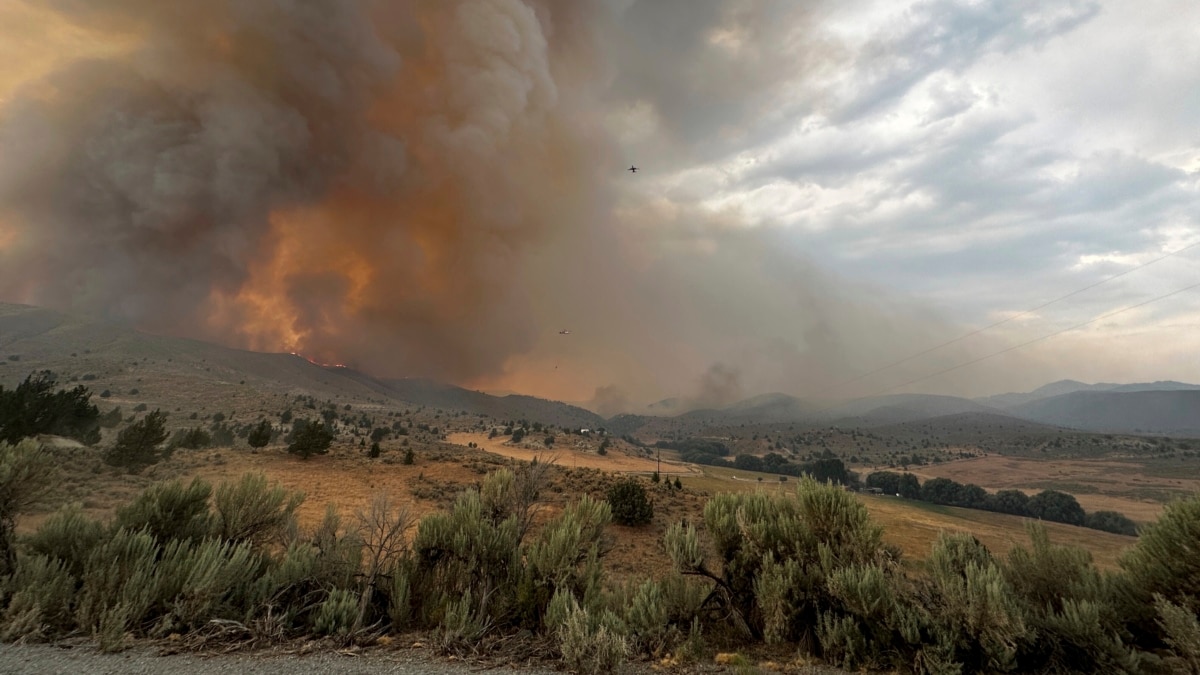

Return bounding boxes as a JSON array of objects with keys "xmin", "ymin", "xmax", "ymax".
[
  {"xmin": 0, "ymin": 303, "xmax": 602, "ymax": 430},
  {"xmin": 1008, "ymin": 390, "xmax": 1200, "ymax": 436}
]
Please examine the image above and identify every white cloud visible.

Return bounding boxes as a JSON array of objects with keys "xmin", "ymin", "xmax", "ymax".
[{"xmin": 609, "ymin": 0, "xmax": 1200, "ymax": 392}]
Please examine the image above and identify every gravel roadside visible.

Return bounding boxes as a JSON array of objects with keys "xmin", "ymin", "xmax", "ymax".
[{"xmin": 0, "ymin": 643, "xmax": 562, "ymax": 675}]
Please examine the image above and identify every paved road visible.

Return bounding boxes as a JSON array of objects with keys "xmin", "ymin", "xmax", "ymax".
[{"xmin": 0, "ymin": 643, "xmax": 559, "ymax": 675}]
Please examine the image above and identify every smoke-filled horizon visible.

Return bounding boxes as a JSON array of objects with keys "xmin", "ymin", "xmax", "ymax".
[{"xmin": 2, "ymin": 1, "xmax": 1198, "ymax": 414}]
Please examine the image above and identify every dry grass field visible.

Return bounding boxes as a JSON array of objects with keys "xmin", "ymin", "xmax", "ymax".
[
  {"xmin": 677, "ymin": 464, "xmax": 1137, "ymax": 570},
  {"xmin": 20, "ymin": 433, "xmax": 1140, "ymax": 579},
  {"xmin": 899, "ymin": 454, "xmax": 1200, "ymax": 524}
]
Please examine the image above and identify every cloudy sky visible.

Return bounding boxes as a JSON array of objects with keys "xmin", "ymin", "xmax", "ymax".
[
  {"xmin": 587, "ymin": 0, "xmax": 1200, "ymax": 402},
  {"xmin": 0, "ymin": 0, "xmax": 1197, "ymax": 410}
]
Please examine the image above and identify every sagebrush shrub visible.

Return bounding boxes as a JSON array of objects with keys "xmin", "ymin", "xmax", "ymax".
[
  {"xmin": 212, "ymin": 473, "xmax": 303, "ymax": 550},
  {"xmin": 1004, "ymin": 523, "xmax": 1138, "ymax": 673},
  {"xmin": 619, "ymin": 575, "xmax": 707, "ymax": 657},
  {"xmin": 24, "ymin": 503, "xmax": 105, "ymax": 578},
  {"xmin": 149, "ymin": 538, "xmax": 259, "ymax": 636},
  {"xmin": 0, "ymin": 439, "xmax": 57, "ymax": 577},
  {"xmin": 114, "ymin": 477, "xmax": 213, "ymax": 544},
  {"xmin": 666, "ymin": 478, "xmax": 888, "ymax": 647},
  {"xmin": 1154, "ymin": 594, "xmax": 1200, "ymax": 674},
  {"xmin": 0, "ymin": 554, "xmax": 74, "ymax": 641},
  {"xmin": 75, "ymin": 528, "xmax": 159, "ymax": 652},
  {"xmin": 313, "ymin": 589, "xmax": 360, "ymax": 637},
  {"xmin": 1121, "ymin": 494, "xmax": 1200, "ymax": 612},
  {"xmin": 555, "ymin": 592, "xmax": 628, "ymax": 675}
]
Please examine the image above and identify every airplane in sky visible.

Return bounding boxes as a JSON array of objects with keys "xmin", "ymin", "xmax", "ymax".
[
  {"xmin": 559, "ymin": 329, "xmax": 571, "ymax": 335},
  {"xmin": 628, "ymin": 165, "xmax": 638, "ymax": 173}
]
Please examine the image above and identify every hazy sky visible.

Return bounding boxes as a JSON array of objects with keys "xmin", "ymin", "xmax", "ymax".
[{"xmin": 0, "ymin": 1, "xmax": 1197, "ymax": 410}]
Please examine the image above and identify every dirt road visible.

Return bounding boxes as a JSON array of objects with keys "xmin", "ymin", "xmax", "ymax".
[{"xmin": 447, "ymin": 433, "xmax": 700, "ymax": 476}]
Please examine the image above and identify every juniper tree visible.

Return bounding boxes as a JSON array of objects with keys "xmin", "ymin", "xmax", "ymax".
[
  {"xmin": 104, "ymin": 410, "xmax": 168, "ymax": 471},
  {"xmin": 287, "ymin": 420, "xmax": 333, "ymax": 459},
  {"xmin": 607, "ymin": 479, "xmax": 653, "ymax": 526},
  {"xmin": 247, "ymin": 419, "xmax": 272, "ymax": 450},
  {"xmin": 0, "ymin": 371, "xmax": 101, "ymax": 446}
]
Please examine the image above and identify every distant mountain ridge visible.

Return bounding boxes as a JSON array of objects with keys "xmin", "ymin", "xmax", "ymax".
[
  {"xmin": 3, "ymin": 302, "xmax": 1198, "ymax": 436},
  {"xmin": 976, "ymin": 379, "xmax": 1200, "ymax": 409},
  {"xmin": 1007, "ymin": 390, "xmax": 1200, "ymax": 436}
]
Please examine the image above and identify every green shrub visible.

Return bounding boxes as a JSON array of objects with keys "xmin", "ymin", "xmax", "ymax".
[
  {"xmin": 1004, "ymin": 523, "xmax": 1138, "ymax": 673},
  {"xmin": 24, "ymin": 503, "xmax": 105, "ymax": 578},
  {"xmin": 1027, "ymin": 489, "xmax": 1086, "ymax": 526},
  {"xmin": 555, "ymin": 592, "xmax": 628, "ymax": 675},
  {"xmin": 114, "ymin": 477, "xmax": 213, "ymax": 545},
  {"xmin": 0, "ymin": 554, "xmax": 75, "ymax": 641},
  {"xmin": 1084, "ymin": 510, "xmax": 1138, "ymax": 536},
  {"xmin": 169, "ymin": 427, "xmax": 212, "ymax": 450},
  {"xmin": 1153, "ymin": 594, "xmax": 1200, "ymax": 673},
  {"xmin": 620, "ymin": 576, "xmax": 706, "ymax": 657},
  {"xmin": 519, "ymin": 494, "xmax": 611, "ymax": 629},
  {"xmin": 1121, "ymin": 494, "xmax": 1200, "ymax": 610},
  {"xmin": 149, "ymin": 537, "xmax": 260, "ymax": 636},
  {"xmin": 665, "ymin": 478, "xmax": 888, "ymax": 648},
  {"xmin": 75, "ymin": 528, "xmax": 159, "ymax": 652},
  {"xmin": 0, "ymin": 371, "xmax": 101, "ymax": 446},
  {"xmin": 919, "ymin": 533, "xmax": 1026, "ymax": 673},
  {"xmin": 438, "ymin": 591, "xmax": 491, "ymax": 653},
  {"xmin": 212, "ymin": 473, "xmax": 303, "ymax": 550},
  {"xmin": 0, "ymin": 439, "xmax": 57, "ymax": 577},
  {"xmin": 606, "ymin": 479, "xmax": 652, "ymax": 526},
  {"xmin": 313, "ymin": 588, "xmax": 359, "ymax": 638},
  {"xmin": 411, "ymin": 481, "xmax": 523, "ymax": 630}
]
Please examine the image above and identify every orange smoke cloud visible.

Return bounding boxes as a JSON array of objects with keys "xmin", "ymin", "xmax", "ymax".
[{"xmin": 0, "ymin": 0, "xmax": 610, "ymax": 386}]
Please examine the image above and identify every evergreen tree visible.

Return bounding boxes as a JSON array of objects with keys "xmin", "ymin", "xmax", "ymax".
[
  {"xmin": 607, "ymin": 479, "xmax": 653, "ymax": 526},
  {"xmin": 0, "ymin": 371, "xmax": 101, "ymax": 445},
  {"xmin": 105, "ymin": 410, "xmax": 168, "ymax": 471},
  {"xmin": 287, "ymin": 420, "xmax": 334, "ymax": 459},
  {"xmin": 247, "ymin": 419, "xmax": 272, "ymax": 449},
  {"xmin": 1028, "ymin": 489, "xmax": 1086, "ymax": 526}
]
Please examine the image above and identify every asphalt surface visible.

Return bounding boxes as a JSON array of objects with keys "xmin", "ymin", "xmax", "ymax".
[{"xmin": 0, "ymin": 643, "xmax": 560, "ymax": 675}]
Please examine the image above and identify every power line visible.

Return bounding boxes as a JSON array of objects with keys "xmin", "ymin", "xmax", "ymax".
[
  {"xmin": 831, "ymin": 240, "xmax": 1200, "ymax": 392},
  {"xmin": 842, "ymin": 279, "xmax": 1200, "ymax": 404}
]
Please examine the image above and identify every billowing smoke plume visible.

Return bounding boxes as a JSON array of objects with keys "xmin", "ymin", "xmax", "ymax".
[
  {"xmin": 0, "ymin": 0, "xmax": 610, "ymax": 382},
  {"xmin": 0, "ymin": 0, "xmax": 1047, "ymax": 411}
]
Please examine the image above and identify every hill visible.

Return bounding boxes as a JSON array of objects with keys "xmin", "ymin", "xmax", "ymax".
[
  {"xmin": 0, "ymin": 303, "xmax": 602, "ymax": 430},
  {"xmin": 977, "ymin": 379, "xmax": 1200, "ymax": 409},
  {"xmin": 379, "ymin": 378, "xmax": 604, "ymax": 429},
  {"xmin": 1009, "ymin": 390, "xmax": 1200, "ymax": 436},
  {"xmin": 826, "ymin": 393, "xmax": 1003, "ymax": 426}
]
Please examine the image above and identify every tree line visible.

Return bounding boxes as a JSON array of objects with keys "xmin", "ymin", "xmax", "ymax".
[{"xmin": 866, "ymin": 470, "xmax": 1139, "ymax": 536}]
